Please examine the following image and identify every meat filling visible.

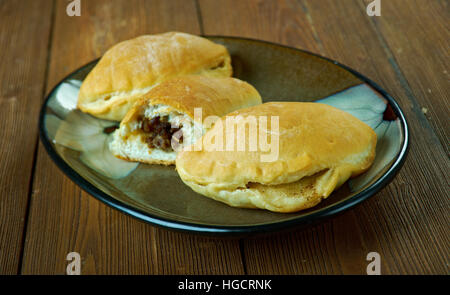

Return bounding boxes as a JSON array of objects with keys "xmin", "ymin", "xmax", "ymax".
[{"xmin": 140, "ymin": 115, "xmax": 183, "ymax": 151}]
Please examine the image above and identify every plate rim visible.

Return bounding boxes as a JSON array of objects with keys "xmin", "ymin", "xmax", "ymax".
[{"xmin": 38, "ymin": 35, "xmax": 410, "ymax": 236}]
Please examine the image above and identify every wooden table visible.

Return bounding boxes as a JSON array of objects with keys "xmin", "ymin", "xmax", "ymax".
[{"xmin": 1, "ymin": 0, "xmax": 448, "ymax": 275}]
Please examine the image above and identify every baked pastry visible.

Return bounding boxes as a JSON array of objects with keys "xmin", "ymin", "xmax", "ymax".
[
  {"xmin": 176, "ymin": 102, "xmax": 377, "ymax": 213},
  {"xmin": 110, "ymin": 76, "xmax": 262, "ymax": 165},
  {"xmin": 77, "ymin": 32, "xmax": 232, "ymax": 121}
]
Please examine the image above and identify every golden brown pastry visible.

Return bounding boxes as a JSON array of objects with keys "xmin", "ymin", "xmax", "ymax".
[
  {"xmin": 176, "ymin": 102, "xmax": 377, "ymax": 213},
  {"xmin": 77, "ymin": 32, "xmax": 232, "ymax": 121},
  {"xmin": 110, "ymin": 76, "xmax": 262, "ymax": 165}
]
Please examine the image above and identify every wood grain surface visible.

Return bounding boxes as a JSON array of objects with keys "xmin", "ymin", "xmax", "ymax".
[
  {"xmin": 20, "ymin": 0, "xmax": 243, "ymax": 275},
  {"xmin": 0, "ymin": 0, "xmax": 53, "ymax": 274},
  {"xmin": 199, "ymin": 0, "xmax": 449, "ymax": 275},
  {"xmin": 0, "ymin": 0, "xmax": 448, "ymax": 275},
  {"xmin": 364, "ymin": 0, "xmax": 449, "ymax": 153}
]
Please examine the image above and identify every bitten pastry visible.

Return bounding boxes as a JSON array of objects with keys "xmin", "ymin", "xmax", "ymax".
[
  {"xmin": 77, "ymin": 32, "xmax": 232, "ymax": 121},
  {"xmin": 176, "ymin": 102, "xmax": 377, "ymax": 213},
  {"xmin": 109, "ymin": 76, "xmax": 262, "ymax": 165}
]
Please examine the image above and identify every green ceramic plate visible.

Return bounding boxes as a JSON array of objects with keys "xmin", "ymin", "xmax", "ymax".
[{"xmin": 39, "ymin": 36, "xmax": 409, "ymax": 235}]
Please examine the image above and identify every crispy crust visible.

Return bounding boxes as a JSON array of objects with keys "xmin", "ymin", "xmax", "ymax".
[
  {"xmin": 77, "ymin": 32, "xmax": 232, "ymax": 121},
  {"xmin": 122, "ymin": 75, "xmax": 262, "ymax": 124},
  {"xmin": 111, "ymin": 76, "xmax": 262, "ymax": 165},
  {"xmin": 179, "ymin": 168, "xmax": 350, "ymax": 213},
  {"xmin": 114, "ymin": 153, "xmax": 174, "ymax": 166},
  {"xmin": 176, "ymin": 102, "xmax": 377, "ymax": 212}
]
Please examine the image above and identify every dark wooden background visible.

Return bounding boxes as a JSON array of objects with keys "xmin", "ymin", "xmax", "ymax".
[{"xmin": 0, "ymin": 0, "xmax": 448, "ymax": 275}]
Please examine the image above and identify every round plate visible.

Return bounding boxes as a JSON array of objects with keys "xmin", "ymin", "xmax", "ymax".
[{"xmin": 39, "ymin": 36, "xmax": 409, "ymax": 235}]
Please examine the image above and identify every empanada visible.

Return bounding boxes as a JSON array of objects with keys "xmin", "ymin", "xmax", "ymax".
[
  {"xmin": 77, "ymin": 32, "xmax": 232, "ymax": 121},
  {"xmin": 110, "ymin": 76, "xmax": 262, "ymax": 165},
  {"xmin": 176, "ymin": 102, "xmax": 377, "ymax": 213}
]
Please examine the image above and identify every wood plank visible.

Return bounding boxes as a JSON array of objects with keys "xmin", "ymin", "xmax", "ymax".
[
  {"xmin": 0, "ymin": 0, "xmax": 53, "ymax": 274},
  {"xmin": 361, "ymin": 0, "xmax": 449, "ymax": 153},
  {"xmin": 198, "ymin": 0, "xmax": 322, "ymax": 52},
  {"xmin": 198, "ymin": 0, "xmax": 449, "ymax": 274},
  {"xmin": 21, "ymin": 0, "xmax": 244, "ymax": 274}
]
